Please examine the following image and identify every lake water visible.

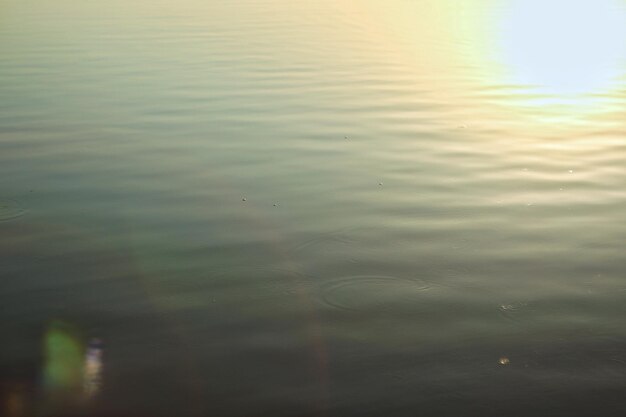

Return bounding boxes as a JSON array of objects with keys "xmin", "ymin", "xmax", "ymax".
[{"xmin": 2, "ymin": 0, "xmax": 626, "ymax": 416}]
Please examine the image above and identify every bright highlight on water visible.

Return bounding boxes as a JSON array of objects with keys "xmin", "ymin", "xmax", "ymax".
[{"xmin": 497, "ymin": 0, "xmax": 626, "ymax": 96}]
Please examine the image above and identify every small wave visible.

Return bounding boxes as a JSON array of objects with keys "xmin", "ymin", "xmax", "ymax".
[
  {"xmin": 290, "ymin": 229, "xmax": 356, "ymax": 255},
  {"xmin": 497, "ymin": 301, "xmax": 531, "ymax": 323},
  {"xmin": 208, "ymin": 265, "xmax": 314, "ymax": 300},
  {"xmin": 0, "ymin": 199, "xmax": 26, "ymax": 222},
  {"xmin": 319, "ymin": 275, "xmax": 432, "ymax": 313}
]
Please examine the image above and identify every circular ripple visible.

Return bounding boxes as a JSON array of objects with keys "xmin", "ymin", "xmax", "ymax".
[
  {"xmin": 320, "ymin": 275, "xmax": 432, "ymax": 312},
  {"xmin": 290, "ymin": 230, "xmax": 355, "ymax": 255},
  {"xmin": 0, "ymin": 199, "xmax": 26, "ymax": 222}
]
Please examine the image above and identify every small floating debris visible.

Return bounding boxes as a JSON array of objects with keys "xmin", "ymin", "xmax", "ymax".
[
  {"xmin": 273, "ymin": 203, "xmax": 278, "ymax": 207},
  {"xmin": 458, "ymin": 124, "xmax": 467, "ymax": 129},
  {"xmin": 499, "ymin": 357, "xmax": 510, "ymax": 365},
  {"xmin": 498, "ymin": 301, "xmax": 527, "ymax": 315},
  {"xmin": 242, "ymin": 197, "xmax": 247, "ymax": 202},
  {"xmin": 568, "ymin": 169, "xmax": 574, "ymax": 173},
  {"xmin": 378, "ymin": 182, "xmax": 383, "ymax": 186},
  {"xmin": 344, "ymin": 135, "xmax": 348, "ymax": 139}
]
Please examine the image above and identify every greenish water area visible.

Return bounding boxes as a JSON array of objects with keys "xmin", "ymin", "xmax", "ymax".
[{"xmin": 1, "ymin": 0, "xmax": 626, "ymax": 416}]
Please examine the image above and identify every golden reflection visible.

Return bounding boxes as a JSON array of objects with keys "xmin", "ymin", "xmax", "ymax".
[
  {"xmin": 83, "ymin": 338, "xmax": 104, "ymax": 400},
  {"xmin": 369, "ymin": 0, "xmax": 626, "ymax": 123}
]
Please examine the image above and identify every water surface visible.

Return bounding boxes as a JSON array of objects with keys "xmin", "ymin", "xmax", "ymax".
[{"xmin": 2, "ymin": 0, "xmax": 626, "ymax": 416}]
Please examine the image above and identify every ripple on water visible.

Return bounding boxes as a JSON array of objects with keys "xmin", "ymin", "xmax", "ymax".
[
  {"xmin": 320, "ymin": 275, "xmax": 432, "ymax": 313},
  {"xmin": 209, "ymin": 265, "xmax": 315, "ymax": 300},
  {"xmin": 497, "ymin": 301, "xmax": 531, "ymax": 323},
  {"xmin": 290, "ymin": 229, "xmax": 356, "ymax": 255},
  {"xmin": 0, "ymin": 199, "xmax": 26, "ymax": 222}
]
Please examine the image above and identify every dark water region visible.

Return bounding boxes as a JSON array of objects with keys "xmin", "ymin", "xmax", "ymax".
[{"xmin": 2, "ymin": 0, "xmax": 626, "ymax": 416}]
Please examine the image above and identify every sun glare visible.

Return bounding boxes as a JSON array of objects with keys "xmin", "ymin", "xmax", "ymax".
[{"xmin": 497, "ymin": 0, "xmax": 626, "ymax": 97}]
